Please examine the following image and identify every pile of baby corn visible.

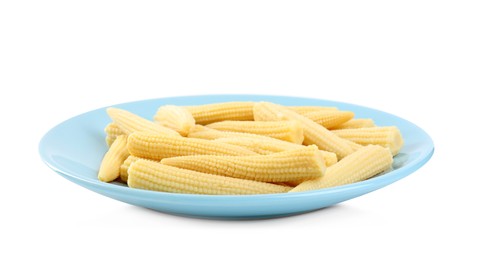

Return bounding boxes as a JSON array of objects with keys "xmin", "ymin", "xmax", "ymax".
[{"xmin": 98, "ymin": 101, "xmax": 403, "ymax": 195}]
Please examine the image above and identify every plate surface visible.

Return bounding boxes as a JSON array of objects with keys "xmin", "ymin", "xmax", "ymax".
[{"xmin": 39, "ymin": 95, "xmax": 434, "ymax": 219}]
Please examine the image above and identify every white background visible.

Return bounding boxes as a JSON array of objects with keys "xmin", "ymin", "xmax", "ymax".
[{"xmin": 1, "ymin": 1, "xmax": 476, "ymax": 259}]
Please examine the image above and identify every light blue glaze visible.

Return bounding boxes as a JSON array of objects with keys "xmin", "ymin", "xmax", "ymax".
[{"xmin": 39, "ymin": 95, "xmax": 434, "ymax": 219}]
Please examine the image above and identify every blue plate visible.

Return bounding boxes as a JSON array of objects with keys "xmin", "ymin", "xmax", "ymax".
[{"xmin": 39, "ymin": 95, "xmax": 434, "ymax": 219}]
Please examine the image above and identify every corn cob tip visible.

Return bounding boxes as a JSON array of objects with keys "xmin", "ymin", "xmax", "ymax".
[
  {"xmin": 106, "ymin": 107, "xmax": 121, "ymax": 117},
  {"xmin": 154, "ymin": 105, "xmax": 196, "ymax": 136},
  {"xmin": 98, "ymin": 135, "xmax": 130, "ymax": 182}
]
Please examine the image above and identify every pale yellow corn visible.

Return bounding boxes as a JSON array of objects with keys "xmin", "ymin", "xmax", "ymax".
[
  {"xmin": 107, "ymin": 107, "xmax": 180, "ymax": 136},
  {"xmin": 189, "ymin": 126, "xmax": 330, "ymax": 160},
  {"xmin": 190, "ymin": 127, "xmax": 338, "ymax": 165},
  {"xmin": 153, "ymin": 105, "xmax": 195, "ymax": 136},
  {"xmin": 188, "ymin": 125, "xmax": 268, "ymax": 140},
  {"xmin": 187, "ymin": 125, "xmax": 226, "ymax": 140},
  {"xmin": 186, "ymin": 102, "xmax": 255, "ymax": 125},
  {"xmin": 119, "ymin": 155, "xmax": 162, "ymax": 183},
  {"xmin": 332, "ymin": 126, "xmax": 404, "ymax": 155},
  {"xmin": 253, "ymin": 102, "xmax": 355, "ymax": 159},
  {"xmin": 119, "ymin": 155, "xmax": 140, "ymax": 182},
  {"xmin": 320, "ymin": 150, "xmax": 338, "ymax": 166},
  {"xmin": 206, "ymin": 120, "xmax": 304, "ymax": 144},
  {"xmin": 343, "ymin": 139, "xmax": 363, "ymax": 151},
  {"xmin": 214, "ymin": 136, "xmax": 301, "ymax": 155},
  {"xmin": 127, "ymin": 159, "xmax": 291, "ymax": 195},
  {"xmin": 161, "ymin": 145, "xmax": 326, "ymax": 182},
  {"xmin": 98, "ymin": 135, "xmax": 130, "ymax": 182},
  {"xmin": 289, "ymin": 106, "xmax": 338, "ymax": 114},
  {"xmin": 127, "ymin": 132, "xmax": 257, "ymax": 160},
  {"xmin": 104, "ymin": 123, "xmax": 126, "ymax": 146},
  {"xmin": 282, "ymin": 146, "xmax": 359, "ymax": 185},
  {"xmin": 331, "ymin": 118, "xmax": 376, "ymax": 130},
  {"xmin": 214, "ymin": 136, "xmax": 338, "ymax": 166},
  {"xmin": 302, "ymin": 110, "xmax": 354, "ymax": 129},
  {"xmin": 290, "ymin": 145, "xmax": 393, "ymax": 192}
]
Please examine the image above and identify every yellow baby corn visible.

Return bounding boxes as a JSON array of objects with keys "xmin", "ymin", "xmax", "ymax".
[
  {"xmin": 214, "ymin": 136, "xmax": 303, "ymax": 154},
  {"xmin": 186, "ymin": 101, "xmax": 255, "ymax": 125},
  {"xmin": 187, "ymin": 125, "xmax": 267, "ymax": 140},
  {"xmin": 127, "ymin": 131, "xmax": 257, "ymax": 160},
  {"xmin": 253, "ymin": 102, "xmax": 355, "ymax": 159},
  {"xmin": 161, "ymin": 145, "xmax": 326, "ymax": 182},
  {"xmin": 214, "ymin": 136, "xmax": 338, "ymax": 166},
  {"xmin": 206, "ymin": 120, "xmax": 304, "ymax": 144},
  {"xmin": 289, "ymin": 106, "xmax": 338, "ymax": 114},
  {"xmin": 343, "ymin": 139, "xmax": 363, "ymax": 151},
  {"xmin": 189, "ymin": 125, "xmax": 320, "ymax": 158},
  {"xmin": 119, "ymin": 155, "xmax": 140, "ymax": 182},
  {"xmin": 290, "ymin": 145, "xmax": 393, "ymax": 192},
  {"xmin": 320, "ymin": 150, "xmax": 338, "ymax": 166},
  {"xmin": 332, "ymin": 126, "xmax": 404, "ymax": 155},
  {"xmin": 187, "ymin": 125, "xmax": 227, "ymax": 140},
  {"xmin": 107, "ymin": 107, "xmax": 180, "ymax": 136},
  {"xmin": 104, "ymin": 123, "xmax": 126, "ymax": 146},
  {"xmin": 127, "ymin": 159, "xmax": 291, "ymax": 195},
  {"xmin": 331, "ymin": 118, "xmax": 376, "ymax": 130},
  {"xmin": 153, "ymin": 105, "xmax": 195, "ymax": 136},
  {"xmin": 189, "ymin": 126, "xmax": 307, "ymax": 153},
  {"xmin": 302, "ymin": 110, "xmax": 354, "ymax": 129},
  {"xmin": 98, "ymin": 102, "xmax": 405, "ymax": 196},
  {"xmin": 98, "ymin": 135, "xmax": 130, "ymax": 182},
  {"xmin": 119, "ymin": 155, "xmax": 162, "ymax": 183}
]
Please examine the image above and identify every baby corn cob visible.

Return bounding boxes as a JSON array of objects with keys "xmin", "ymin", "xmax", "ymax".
[
  {"xmin": 331, "ymin": 118, "xmax": 376, "ymax": 130},
  {"xmin": 343, "ymin": 139, "xmax": 363, "ymax": 151},
  {"xmin": 186, "ymin": 102, "xmax": 255, "ymax": 125},
  {"xmin": 206, "ymin": 120, "xmax": 304, "ymax": 144},
  {"xmin": 214, "ymin": 137, "xmax": 338, "ymax": 166},
  {"xmin": 105, "ymin": 123, "xmax": 126, "ymax": 146},
  {"xmin": 153, "ymin": 105, "xmax": 195, "ymax": 136},
  {"xmin": 98, "ymin": 135, "xmax": 130, "ymax": 182},
  {"xmin": 214, "ymin": 135, "xmax": 304, "ymax": 154},
  {"xmin": 127, "ymin": 159, "xmax": 291, "ymax": 195},
  {"xmin": 290, "ymin": 145, "xmax": 393, "ymax": 192},
  {"xmin": 302, "ymin": 110, "xmax": 354, "ymax": 129},
  {"xmin": 119, "ymin": 155, "xmax": 140, "ymax": 182},
  {"xmin": 214, "ymin": 136, "xmax": 300, "ymax": 154},
  {"xmin": 188, "ymin": 125, "xmax": 270, "ymax": 140},
  {"xmin": 107, "ymin": 107, "xmax": 180, "ymax": 136},
  {"xmin": 332, "ymin": 126, "xmax": 404, "ymax": 155},
  {"xmin": 289, "ymin": 106, "xmax": 338, "ymax": 114},
  {"xmin": 161, "ymin": 145, "xmax": 326, "ymax": 182},
  {"xmin": 253, "ymin": 102, "xmax": 355, "ymax": 159},
  {"xmin": 127, "ymin": 132, "xmax": 256, "ymax": 160},
  {"xmin": 187, "ymin": 125, "xmax": 228, "ymax": 140}
]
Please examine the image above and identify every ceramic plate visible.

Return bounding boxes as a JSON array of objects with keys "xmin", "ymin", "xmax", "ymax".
[{"xmin": 39, "ymin": 95, "xmax": 434, "ymax": 219}]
